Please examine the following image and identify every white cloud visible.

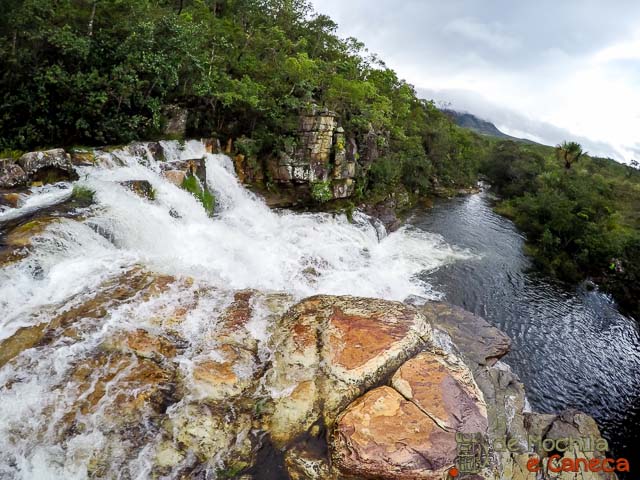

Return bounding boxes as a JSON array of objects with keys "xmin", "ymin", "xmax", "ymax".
[
  {"xmin": 310, "ymin": 0, "xmax": 640, "ymax": 162},
  {"xmin": 443, "ymin": 17, "xmax": 520, "ymax": 52},
  {"xmin": 593, "ymin": 35, "xmax": 640, "ymax": 63}
]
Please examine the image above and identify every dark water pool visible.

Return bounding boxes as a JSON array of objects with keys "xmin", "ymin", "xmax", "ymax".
[{"xmin": 412, "ymin": 189, "xmax": 640, "ymax": 474}]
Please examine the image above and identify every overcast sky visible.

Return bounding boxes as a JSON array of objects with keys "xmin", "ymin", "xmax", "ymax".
[{"xmin": 310, "ymin": 0, "xmax": 640, "ymax": 163}]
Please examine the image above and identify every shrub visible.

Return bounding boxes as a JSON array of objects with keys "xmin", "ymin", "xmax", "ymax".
[
  {"xmin": 181, "ymin": 174, "xmax": 215, "ymax": 216},
  {"xmin": 71, "ymin": 185, "xmax": 95, "ymax": 203},
  {"xmin": 310, "ymin": 181, "xmax": 333, "ymax": 203}
]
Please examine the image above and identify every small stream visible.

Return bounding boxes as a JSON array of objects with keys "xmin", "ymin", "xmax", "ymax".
[{"xmin": 412, "ymin": 188, "xmax": 640, "ymax": 473}]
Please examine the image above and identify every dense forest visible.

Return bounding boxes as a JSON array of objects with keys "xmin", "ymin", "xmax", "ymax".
[
  {"xmin": 0, "ymin": 0, "xmax": 638, "ymax": 316},
  {"xmin": 481, "ymin": 141, "xmax": 640, "ymax": 316},
  {"xmin": 0, "ymin": 0, "xmax": 480, "ymax": 194}
]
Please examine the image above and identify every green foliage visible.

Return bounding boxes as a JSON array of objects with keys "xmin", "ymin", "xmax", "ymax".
[
  {"xmin": 181, "ymin": 174, "xmax": 215, "ymax": 216},
  {"xmin": 556, "ymin": 141, "xmax": 587, "ymax": 170},
  {"xmin": 483, "ymin": 138, "xmax": 640, "ymax": 315},
  {"xmin": 0, "ymin": 0, "xmax": 487, "ymax": 199},
  {"xmin": 0, "ymin": 149, "xmax": 24, "ymax": 159},
  {"xmin": 310, "ymin": 180, "xmax": 333, "ymax": 203},
  {"xmin": 369, "ymin": 155, "xmax": 402, "ymax": 195},
  {"xmin": 481, "ymin": 142, "xmax": 545, "ymax": 198},
  {"xmin": 71, "ymin": 184, "xmax": 95, "ymax": 203},
  {"xmin": 235, "ymin": 136, "xmax": 261, "ymax": 158}
]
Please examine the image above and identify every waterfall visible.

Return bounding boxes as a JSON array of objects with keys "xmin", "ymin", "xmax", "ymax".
[{"xmin": 0, "ymin": 140, "xmax": 471, "ymax": 479}]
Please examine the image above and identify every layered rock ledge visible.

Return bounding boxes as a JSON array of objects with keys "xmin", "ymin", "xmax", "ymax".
[{"xmin": 0, "ymin": 254, "xmax": 617, "ymax": 480}]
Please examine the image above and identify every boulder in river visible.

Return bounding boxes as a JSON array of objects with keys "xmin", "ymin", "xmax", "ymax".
[
  {"xmin": 266, "ymin": 295, "xmax": 432, "ymax": 446},
  {"xmin": 0, "ymin": 159, "xmax": 28, "ymax": 188},
  {"xmin": 332, "ymin": 386, "xmax": 458, "ymax": 479},
  {"xmin": 18, "ymin": 148, "xmax": 78, "ymax": 183}
]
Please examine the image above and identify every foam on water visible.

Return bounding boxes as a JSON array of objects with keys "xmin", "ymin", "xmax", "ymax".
[
  {"xmin": 0, "ymin": 140, "xmax": 472, "ymax": 479},
  {"xmin": 0, "ymin": 183, "xmax": 73, "ymax": 222}
]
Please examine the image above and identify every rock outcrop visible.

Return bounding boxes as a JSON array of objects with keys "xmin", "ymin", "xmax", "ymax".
[
  {"xmin": 18, "ymin": 148, "xmax": 78, "ymax": 183},
  {"xmin": 0, "ymin": 158, "xmax": 28, "ymax": 188},
  {"xmin": 1, "ymin": 149, "xmax": 78, "ymax": 188},
  {"xmin": 163, "ymin": 104, "xmax": 188, "ymax": 137},
  {"xmin": 0, "ymin": 276, "xmax": 617, "ymax": 479},
  {"xmin": 261, "ymin": 110, "xmax": 384, "ymax": 203},
  {"xmin": 266, "ymin": 296, "xmax": 432, "ymax": 446},
  {"xmin": 332, "ymin": 386, "xmax": 458, "ymax": 480}
]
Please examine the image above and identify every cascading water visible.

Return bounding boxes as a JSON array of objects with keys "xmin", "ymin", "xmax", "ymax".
[{"xmin": 0, "ymin": 140, "xmax": 471, "ymax": 479}]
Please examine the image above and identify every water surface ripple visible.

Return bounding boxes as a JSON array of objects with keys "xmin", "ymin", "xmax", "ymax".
[{"xmin": 413, "ymin": 190, "xmax": 640, "ymax": 471}]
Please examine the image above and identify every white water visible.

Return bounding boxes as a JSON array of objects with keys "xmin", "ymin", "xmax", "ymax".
[
  {"xmin": 0, "ymin": 183, "xmax": 73, "ymax": 222},
  {"xmin": 0, "ymin": 140, "xmax": 472, "ymax": 479}
]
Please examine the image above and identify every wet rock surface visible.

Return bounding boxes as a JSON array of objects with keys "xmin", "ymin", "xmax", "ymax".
[
  {"xmin": 0, "ymin": 251, "xmax": 617, "ymax": 480},
  {"xmin": 332, "ymin": 386, "xmax": 457, "ymax": 480},
  {"xmin": 120, "ymin": 180, "xmax": 155, "ymax": 199},
  {"xmin": 419, "ymin": 302, "xmax": 511, "ymax": 367},
  {"xmin": 18, "ymin": 148, "xmax": 78, "ymax": 183},
  {"xmin": 0, "ymin": 273, "xmax": 617, "ymax": 480}
]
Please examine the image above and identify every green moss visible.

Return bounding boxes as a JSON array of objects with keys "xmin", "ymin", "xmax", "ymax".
[
  {"xmin": 0, "ymin": 149, "xmax": 24, "ymax": 159},
  {"xmin": 71, "ymin": 185, "xmax": 95, "ymax": 203},
  {"xmin": 310, "ymin": 181, "xmax": 332, "ymax": 203},
  {"xmin": 217, "ymin": 462, "xmax": 248, "ymax": 479},
  {"xmin": 181, "ymin": 174, "xmax": 215, "ymax": 216},
  {"xmin": 162, "ymin": 132, "xmax": 186, "ymax": 142}
]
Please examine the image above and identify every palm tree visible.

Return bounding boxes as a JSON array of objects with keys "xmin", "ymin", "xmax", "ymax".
[{"xmin": 556, "ymin": 141, "xmax": 587, "ymax": 170}]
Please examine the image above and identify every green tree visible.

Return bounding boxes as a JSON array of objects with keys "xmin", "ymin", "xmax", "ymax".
[{"xmin": 556, "ymin": 141, "xmax": 587, "ymax": 170}]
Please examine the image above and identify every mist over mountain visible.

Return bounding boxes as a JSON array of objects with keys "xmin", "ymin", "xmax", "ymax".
[
  {"xmin": 419, "ymin": 87, "xmax": 631, "ymax": 162},
  {"xmin": 440, "ymin": 108, "xmax": 538, "ymax": 144}
]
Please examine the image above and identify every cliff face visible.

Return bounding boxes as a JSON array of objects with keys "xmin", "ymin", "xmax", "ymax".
[{"xmin": 232, "ymin": 110, "xmax": 383, "ymax": 203}]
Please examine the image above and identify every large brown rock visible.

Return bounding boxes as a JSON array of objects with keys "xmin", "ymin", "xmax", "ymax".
[
  {"xmin": 266, "ymin": 295, "xmax": 432, "ymax": 446},
  {"xmin": 391, "ymin": 351, "xmax": 488, "ymax": 434},
  {"xmin": 331, "ymin": 386, "xmax": 456, "ymax": 480},
  {"xmin": 18, "ymin": 148, "xmax": 78, "ymax": 182}
]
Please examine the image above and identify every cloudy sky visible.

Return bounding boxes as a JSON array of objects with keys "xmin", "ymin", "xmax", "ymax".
[{"xmin": 310, "ymin": 0, "xmax": 640, "ymax": 163}]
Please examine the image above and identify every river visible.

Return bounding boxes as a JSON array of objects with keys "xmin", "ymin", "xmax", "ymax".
[{"xmin": 412, "ymin": 188, "xmax": 640, "ymax": 473}]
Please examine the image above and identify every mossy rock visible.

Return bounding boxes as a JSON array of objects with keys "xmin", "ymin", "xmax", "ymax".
[
  {"xmin": 120, "ymin": 180, "xmax": 156, "ymax": 200},
  {"xmin": 181, "ymin": 174, "xmax": 215, "ymax": 216}
]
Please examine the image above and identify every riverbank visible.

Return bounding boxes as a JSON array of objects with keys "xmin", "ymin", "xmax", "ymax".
[{"xmin": 413, "ymin": 188, "xmax": 640, "ymax": 476}]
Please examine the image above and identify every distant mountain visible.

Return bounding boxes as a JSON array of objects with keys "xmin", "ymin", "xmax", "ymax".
[{"xmin": 442, "ymin": 109, "xmax": 538, "ymax": 144}]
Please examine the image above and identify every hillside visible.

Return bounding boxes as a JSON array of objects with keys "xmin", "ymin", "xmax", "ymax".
[{"xmin": 442, "ymin": 109, "xmax": 538, "ymax": 144}]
